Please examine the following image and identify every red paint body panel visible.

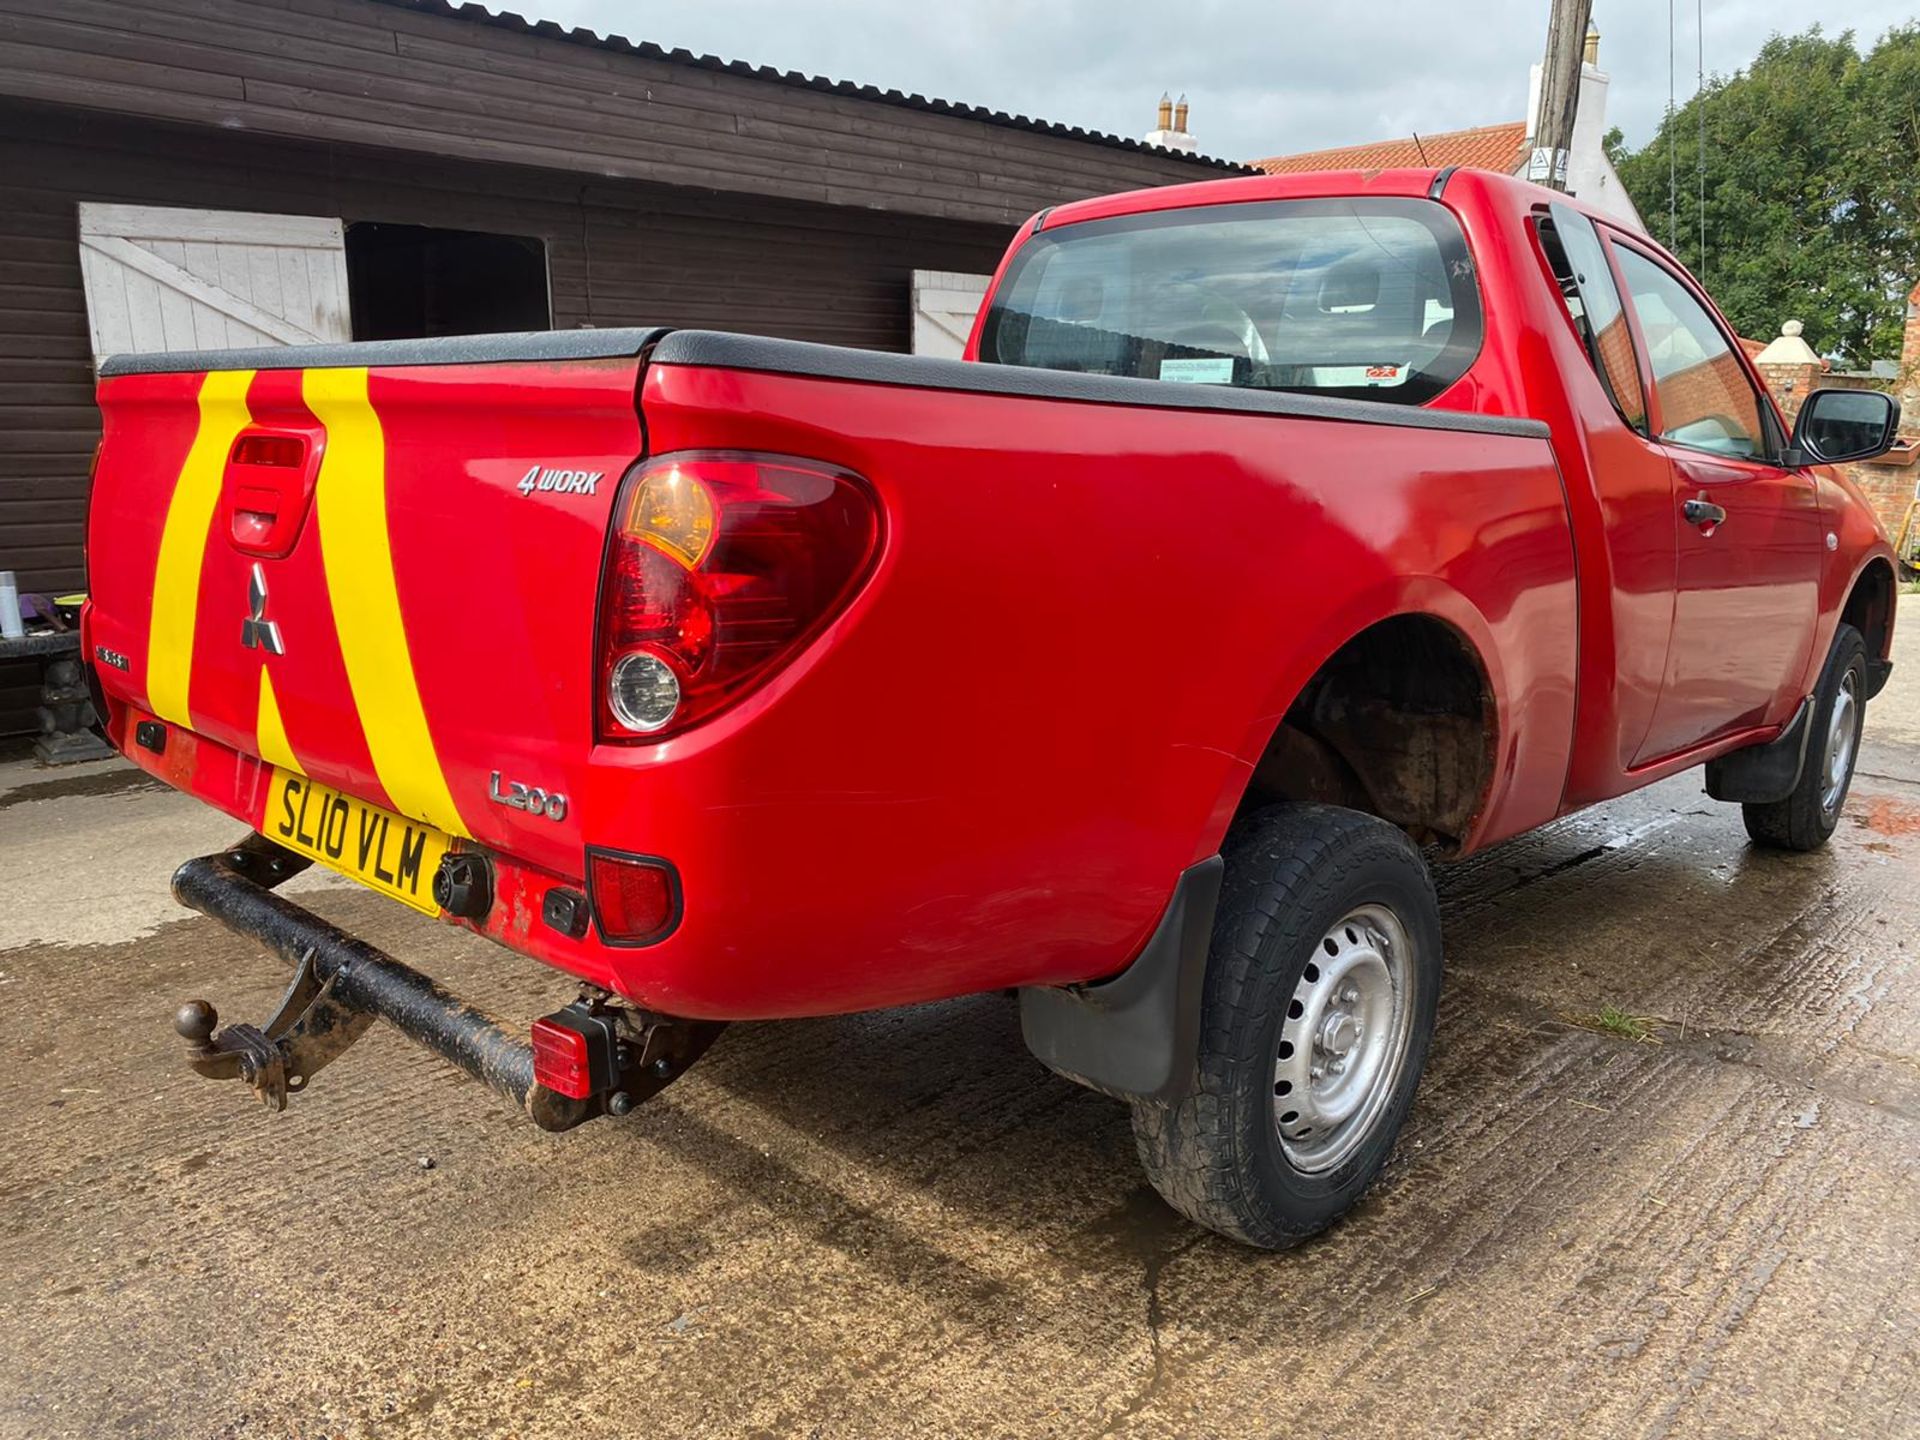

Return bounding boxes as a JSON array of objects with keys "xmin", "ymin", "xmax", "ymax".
[{"xmin": 86, "ymin": 170, "xmax": 1894, "ymax": 1023}]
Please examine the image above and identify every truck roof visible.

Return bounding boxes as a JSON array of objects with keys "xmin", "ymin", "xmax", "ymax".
[{"xmin": 1037, "ymin": 165, "xmax": 1617, "ymax": 233}]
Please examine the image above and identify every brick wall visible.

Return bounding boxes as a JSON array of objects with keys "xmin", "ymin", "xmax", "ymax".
[{"xmin": 1751, "ymin": 282, "xmax": 1920, "ymax": 541}]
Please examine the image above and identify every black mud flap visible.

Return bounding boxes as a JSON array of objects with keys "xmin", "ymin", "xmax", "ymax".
[
  {"xmin": 1866, "ymin": 658, "xmax": 1893, "ymax": 700},
  {"xmin": 1017, "ymin": 856, "xmax": 1224, "ymax": 1104},
  {"xmin": 170, "ymin": 835, "xmax": 720, "ymax": 1131},
  {"xmin": 1705, "ymin": 696, "xmax": 1815, "ymax": 805}
]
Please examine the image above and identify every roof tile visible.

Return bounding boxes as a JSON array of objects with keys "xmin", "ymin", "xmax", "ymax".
[{"xmin": 1253, "ymin": 121, "xmax": 1528, "ymax": 177}]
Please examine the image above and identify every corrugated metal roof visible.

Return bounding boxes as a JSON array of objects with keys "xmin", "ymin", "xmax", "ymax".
[
  {"xmin": 374, "ymin": 0, "xmax": 1251, "ymax": 172},
  {"xmin": 1254, "ymin": 122, "xmax": 1529, "ymax": 177}
]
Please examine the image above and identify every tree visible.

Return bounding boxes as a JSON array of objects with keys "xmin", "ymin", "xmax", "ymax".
[{"xmin": 1613, "ymin": 24, "xmax": 1920, "ymax": 367}]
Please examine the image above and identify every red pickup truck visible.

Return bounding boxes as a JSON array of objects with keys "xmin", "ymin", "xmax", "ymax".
[{"xmin": 86, "ymin": 167, "xmax": 1900, "ymax": 1248}]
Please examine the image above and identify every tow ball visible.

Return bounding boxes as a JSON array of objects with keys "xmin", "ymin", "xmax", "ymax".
[
  {"xmin": 175, "ymin": 947, "xmax": 371, "ymax": 1112},
  {"xmin": 170, "ymin": 835, "xmax": 724, "ymax": 1130}
]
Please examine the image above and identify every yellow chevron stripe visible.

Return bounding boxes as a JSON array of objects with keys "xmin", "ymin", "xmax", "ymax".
[
  {"xmin": 146, "ymin": 370, "xmax": 255, "ymax": 728},
  {"xmin": 303, "ymin": 366, "xmax": 467, "ymax": 838},
  {"xmin": 254, "ymin": 667, "xmax": 302, "ymax": 776}
]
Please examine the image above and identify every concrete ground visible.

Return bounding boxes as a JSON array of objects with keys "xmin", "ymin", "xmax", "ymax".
[{"xmin": 4, "ymin": 610, "xmax": 1918, "ymax": 1440}]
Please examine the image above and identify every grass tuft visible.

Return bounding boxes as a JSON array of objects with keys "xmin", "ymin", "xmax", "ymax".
[{"xmin": 1587, "ymin": 1003, "xmax": 1660, "ymax": 1043}]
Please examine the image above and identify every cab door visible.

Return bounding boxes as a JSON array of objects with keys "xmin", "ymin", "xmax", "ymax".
[{"xmin": 1610, "ymin": 239, "xmax": 1824, "ymax": 763}]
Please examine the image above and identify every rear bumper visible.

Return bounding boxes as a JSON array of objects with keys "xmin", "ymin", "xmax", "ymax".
[
  {"xmin": 105, "ymin": 698, "xmax": 1196, "ymax": 1020},
  {"xmin": 172, "ymin": 840, "xmax": 596, "ymax": 1132}
]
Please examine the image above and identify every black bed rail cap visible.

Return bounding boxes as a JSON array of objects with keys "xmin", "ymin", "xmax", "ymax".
[{"xmin": 97, "ymin": 326, "xmax": 671, "ymax": 377}]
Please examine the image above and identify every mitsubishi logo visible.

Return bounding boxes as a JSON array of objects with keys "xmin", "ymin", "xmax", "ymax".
[{"xmin": 240, "ymin": 562, "xmax": 285, "ymax": 655}]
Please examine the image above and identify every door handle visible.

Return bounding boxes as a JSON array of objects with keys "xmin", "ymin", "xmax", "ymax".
[
  {"xmin": 222, "ymin": 428, "xmax": 321, "ymax": 558},
  {"xmin": 1682, "ymin": 496, "xmax": 1726, "ymax": 528}
]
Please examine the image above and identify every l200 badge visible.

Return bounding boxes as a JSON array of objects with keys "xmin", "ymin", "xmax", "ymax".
[{"xmin": 488, "ymin": 769, "xmax": 568, "ymax": 821}]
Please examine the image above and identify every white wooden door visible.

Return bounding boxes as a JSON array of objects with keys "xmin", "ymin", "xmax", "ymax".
[
  {"xmin": 77, "ymin": 203, "xmax": 351, "ymax": 360},
  {"xmin": 911, "ymin": 270, "xmax": 993, "ymax": 359}
]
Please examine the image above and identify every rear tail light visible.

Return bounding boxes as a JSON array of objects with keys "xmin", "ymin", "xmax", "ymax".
[
  {"xmin": 595, "ymin": 452, "xmax": 880, "ymax": 742},
  {"xmin": 587, "ymin": 849, "xmax": 682, "ymax": 946}
]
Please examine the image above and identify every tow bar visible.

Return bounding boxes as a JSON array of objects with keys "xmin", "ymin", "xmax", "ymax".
[{"xmin": 169, "ymin": 835, "xmax": 722, "ymax": 1132}]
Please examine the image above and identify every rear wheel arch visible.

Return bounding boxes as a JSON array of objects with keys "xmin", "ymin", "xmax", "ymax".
[{"xmin": 1233, "ymin": 609, "xmax": 1500, "ymax": 856}]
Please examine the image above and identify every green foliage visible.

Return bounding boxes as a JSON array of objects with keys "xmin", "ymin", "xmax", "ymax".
[{"xmin": 1614, "ymin": 24, "xmax": 1920, "ymax": 367}]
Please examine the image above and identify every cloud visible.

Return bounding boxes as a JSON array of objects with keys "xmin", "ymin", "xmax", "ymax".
[{"xmin": 499, "ymin": 0, "xmax": 1918, "ymax": 162}]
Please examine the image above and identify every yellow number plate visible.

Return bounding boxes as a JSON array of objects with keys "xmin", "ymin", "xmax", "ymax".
[{"xmin": 264, "ymin": 769, "xmax": 454, "ymax": 916}]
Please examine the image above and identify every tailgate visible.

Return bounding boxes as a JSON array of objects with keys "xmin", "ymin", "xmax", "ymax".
[{"xmin": 87, "ymin": 329, "xmax": 660, "ymax": 883}]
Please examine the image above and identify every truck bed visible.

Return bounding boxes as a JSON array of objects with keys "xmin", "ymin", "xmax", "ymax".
[{"xmin": 89, "ymin": 327, "xmax": 1574, "ymax": 1018}]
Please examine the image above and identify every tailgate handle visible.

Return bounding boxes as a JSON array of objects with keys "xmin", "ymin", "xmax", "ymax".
[{"xmin": 223, "ymin": 429, "xmax": 323, "ymax": 558}]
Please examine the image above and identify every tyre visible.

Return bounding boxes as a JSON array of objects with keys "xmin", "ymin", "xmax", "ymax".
[
  {"xmin": 1743, "ymin": 624, "xmax": 1866, "ymax": 852},
  {"xmin": 1131, "ymin": 803, "xmax": 1442, "ymax": 1249}
]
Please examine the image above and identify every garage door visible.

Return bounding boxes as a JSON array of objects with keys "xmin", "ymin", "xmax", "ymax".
[
  {"xmin": 76, "ymin": 203, "xmax": 351, "ymax": 360},
  {"xmin": 911, "ymin": 270, "xmax": 993, "ymax": 359}
]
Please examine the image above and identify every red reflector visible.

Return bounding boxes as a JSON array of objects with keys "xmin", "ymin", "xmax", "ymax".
[
  {"xmin": 530, "ymin": 1017, "xmax": 594, "ymax": 1099},
  {"xmin": 230, "ymin": 433, "xmax": 305, "ymax": 468},
  {"xmin": 588, "ymin": 850, "xmax": 680, "ymax": 945}
]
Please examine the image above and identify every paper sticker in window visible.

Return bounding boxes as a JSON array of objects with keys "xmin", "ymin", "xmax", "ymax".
[
  {"xmin": 1306, "ymin": 363, "xmax": 1409, "ymax": 388},
  {"xmin": 1158, "ymin": 357, "xmax": 1236, "ymax": 384}
]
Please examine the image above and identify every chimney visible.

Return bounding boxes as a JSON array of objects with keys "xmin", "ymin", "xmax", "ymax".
[
  {"xmin": 1144, "ymin": 91, "xmax": 1197, "ymax": 153},
  {"xmin": 1583, "ymin": 20, "xmax": 1600, "ymax": 66}
]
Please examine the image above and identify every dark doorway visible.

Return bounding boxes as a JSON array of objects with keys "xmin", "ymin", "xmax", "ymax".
[{"xmin": 345, "ymin": 222, "xmax": 550, "ymax": 340}]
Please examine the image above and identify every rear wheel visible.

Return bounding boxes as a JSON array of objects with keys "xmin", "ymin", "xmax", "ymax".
[
  {"xmin": 1131, "ymin": 804, "xmax": 1441, "ymax": 1249},
  {"xmin": 1743, "ymin": 624, "xmax": 1866, "ymax": 852}
]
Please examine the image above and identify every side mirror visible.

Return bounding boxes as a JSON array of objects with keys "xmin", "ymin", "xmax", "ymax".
[{"xmin": 1787, "ymin": 387, "xmax": 1901, "ymax": 467}]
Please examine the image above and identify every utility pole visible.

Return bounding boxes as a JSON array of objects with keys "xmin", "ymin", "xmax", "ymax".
[{"xmin": 1531, "ymin": 0, "xmax": 1594, "ymax": 192}]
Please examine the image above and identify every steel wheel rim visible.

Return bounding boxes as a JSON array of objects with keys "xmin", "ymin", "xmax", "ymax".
[
  {"xmin": 1820, "ymin": 670, "xmax": 1859, "ymax": 817},
  {"xmin": 1273, "ymin": 904, "xmax": 1416, "ymax": 1174}
]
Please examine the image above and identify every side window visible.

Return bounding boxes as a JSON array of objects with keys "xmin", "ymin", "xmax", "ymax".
[
  {"xmin": 1536, "ymin": 207, "xmax": 1646, "ymax": 431},
  {"xmin": 1612, "ymin": 246, "xmax": 1766, "ymax": 461}
]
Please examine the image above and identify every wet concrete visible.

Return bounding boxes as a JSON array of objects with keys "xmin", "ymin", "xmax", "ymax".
[{"xmin": 4, "ymin": 612, "xmax": 1918, "ymax": 1438}]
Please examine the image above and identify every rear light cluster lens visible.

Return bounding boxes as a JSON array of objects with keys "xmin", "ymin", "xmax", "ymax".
[
  {"xmin": 596, "ymin": 452, "xmax": 880, "ymax": 742},
  {"xmin": 588, "ymin": 849, "xmax": 681, "ymax": 945}
]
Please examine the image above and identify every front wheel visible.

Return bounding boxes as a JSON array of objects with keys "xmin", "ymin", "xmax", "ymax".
[
  {"xmin": 1743, "ymin": 624, "xmax": 1866, "ymax": 852},
  {"xmin": 1130, "ymin": 804, "xmax": 1442, "ymax": 1249}
]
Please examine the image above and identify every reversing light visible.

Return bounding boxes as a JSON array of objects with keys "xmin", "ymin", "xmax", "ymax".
[
  {"xmin": 607, "ymin": 650, "xmax": 682, "ymax": 733},
  {"xmin": 588, "ymin": 849, "xmax": 681, "ymax": 946}
]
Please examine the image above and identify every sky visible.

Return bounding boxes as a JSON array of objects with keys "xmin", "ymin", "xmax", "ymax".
[{"xmin": 485, "ymin": 1, "xmax": 1917, "ymax": 163}]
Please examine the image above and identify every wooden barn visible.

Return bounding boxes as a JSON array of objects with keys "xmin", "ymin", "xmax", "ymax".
[{"xmin": 0, "ymin": 0, "xmax": 1243, "ymax": 735}]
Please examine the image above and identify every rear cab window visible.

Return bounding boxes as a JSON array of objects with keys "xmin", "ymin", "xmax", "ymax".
[
  {"xmin": 978, "ymin": 198, "xmax": 1483, "ymax": 406},
  {"xmin": 1534, "ymin": 205, "xmax": 1647, "ymax": 431}
]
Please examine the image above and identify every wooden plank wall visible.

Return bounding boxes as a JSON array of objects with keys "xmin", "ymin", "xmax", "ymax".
[
  {"xmin": 0, "ymin": 98, "xmax": 1020, "ymax": 734},
  {"xmin": 0, "ymin": 0, "xmax": 1241, "ymax": 229}
]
